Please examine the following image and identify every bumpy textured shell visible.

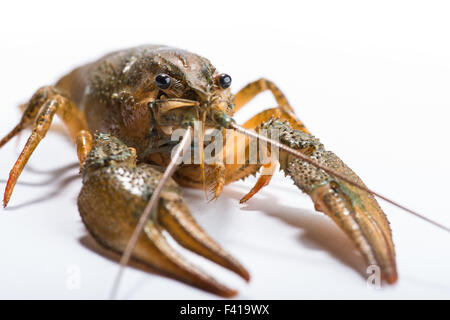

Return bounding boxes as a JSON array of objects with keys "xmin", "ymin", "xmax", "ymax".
[
  {"xmin": 262, "ymin": 119, "xmax": 397, "ymax": 283},
  {"xmin": 56, "ymin": 45, "xmax": 221, "ymax": 159}
]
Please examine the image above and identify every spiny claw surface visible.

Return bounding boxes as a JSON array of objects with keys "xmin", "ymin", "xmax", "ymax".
[
  {"xmin": 77, "ymin": 133, "xmax": 247, "ymax": 297},
  {"xmin": 263, "ymin": 119, "xmax": 398, "ymax": 284}
]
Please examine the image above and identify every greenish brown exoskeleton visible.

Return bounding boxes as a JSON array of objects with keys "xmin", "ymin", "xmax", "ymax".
[{"xmin": 0, "ymin": 45, "xmax": 397, "ymax": 296}]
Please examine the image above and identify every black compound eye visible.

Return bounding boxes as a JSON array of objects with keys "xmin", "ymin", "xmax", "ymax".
[
  {"xmin": 155, "ymin": 74, "xmax": 171, "ymax": 89},
  {"xmin": 218, "ymin": 73, "xmax": 232, "ymax": 89}
]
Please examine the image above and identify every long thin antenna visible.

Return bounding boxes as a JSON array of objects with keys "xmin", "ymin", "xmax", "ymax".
[
  {"xmin": 109, "ymin": 127, "xmax": 192, "ymax": 299},
  {"xmin": 231, "ymin": 123, "xmax": 450, "ymax": 233}
]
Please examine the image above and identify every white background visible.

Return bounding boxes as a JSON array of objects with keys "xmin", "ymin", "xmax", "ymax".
[{"xmin": 0, "ymin": 0, "xmax": 449, "ymax": 299}]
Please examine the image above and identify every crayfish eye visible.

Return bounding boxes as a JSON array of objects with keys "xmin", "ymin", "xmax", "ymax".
[
  {"xmin": 217, "ymin": 73, "xmax": 232, "ymax": 89},
  {"xmin": 155, "ymin": 74, "xmax": 171, "ymax": 89}
]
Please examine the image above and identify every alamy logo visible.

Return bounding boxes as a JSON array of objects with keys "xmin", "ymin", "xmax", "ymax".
[
  {"xmin": 170, "ymin": 121, "xmax": 280, "ymax": 170},
  {"xmin": 366, "ymin": 265, "xmax": 381, "ymax": 289},
  {"xmin": 66, "ymin": 265, "xmax": 81, "ymax": 290}
]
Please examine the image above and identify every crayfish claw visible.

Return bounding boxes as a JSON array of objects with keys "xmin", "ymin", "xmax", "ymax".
[
  {"xmin": 141, "ymin": 221, "xmax": 238, "ymax": 297},
  {"xmin": 159, "ymin": 199, "xmax": 250, "ymax": 281},
  {"xmin": 78, "ymin": 133, "xmax": 245, "ymax": 296},
  {"xmin": 262, "ymin": 119, "xmax": 398, "ymax": 284}
]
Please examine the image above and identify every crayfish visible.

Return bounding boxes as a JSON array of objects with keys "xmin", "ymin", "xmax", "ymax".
[{"xmin": 1, "ymin": 45, "xmax": 410, "ymax": 297}]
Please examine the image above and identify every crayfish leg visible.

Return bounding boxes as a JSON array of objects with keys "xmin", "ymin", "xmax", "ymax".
[
  {"xmin": 222, "ymin": 106, "xmax": 307, "ymax": 200},
  {"xmin": 234, "ymin": 78, "xmax": 295, "ymax": 114},
  {"xmin": 0, "ymin": 86, "xmax": 91, "ymax": 207},
  {"xmin": 239, "ymin": 161, "xmax": 276, "ymax": 204}
]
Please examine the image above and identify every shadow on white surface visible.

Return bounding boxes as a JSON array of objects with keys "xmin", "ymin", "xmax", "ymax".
[
  {"xmin": 223, "ymin": 185, "xmax": 367, "ymax": 280},
  {"xmin": 79, "ymin": 229, "xmax": 243, "ymax": 299},
  {"xmin": 79, "ymin": 234, "xmax": 174, "ymax": 299},
  {"xmin": 1, "ymin": 162, "xmax": 80, "ymax": 210}
]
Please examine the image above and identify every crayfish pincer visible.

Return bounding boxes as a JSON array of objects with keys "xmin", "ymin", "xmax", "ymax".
[
  {"xmin": 262, "ymin": 119, "xmax": 397, "ymax": 284},
  {"xmin": 79, "ymin": 133, "xmax": 249, "ymax": 296},
  {"xmin": 1, "ymin": 44, "xmax": 422, "ymax": 297}
]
